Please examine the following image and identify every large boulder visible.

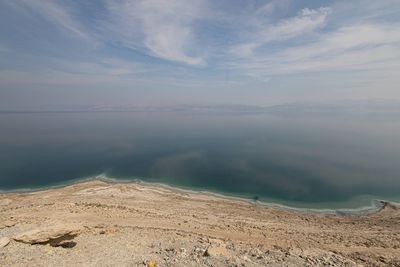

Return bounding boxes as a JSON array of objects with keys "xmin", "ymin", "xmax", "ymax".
[{"xmin": 13, "ymin": 224, "xmax": 81, "ymax": 247}]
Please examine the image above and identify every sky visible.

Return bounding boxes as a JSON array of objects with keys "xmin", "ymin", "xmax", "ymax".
[{"xmin": 0, "ymin": 0, "xmax": 399, "ymax": 108}]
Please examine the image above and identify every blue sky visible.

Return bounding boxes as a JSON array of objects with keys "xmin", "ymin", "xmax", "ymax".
[{"xmin": 0, "ymin": 0, "xmax": 399, "ymax": 107}]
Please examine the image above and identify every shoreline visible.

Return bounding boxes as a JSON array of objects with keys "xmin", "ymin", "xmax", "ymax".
[
  {"xmin": 1, "ymin": 177, "xmax": 399, "ymax": 266},
  {"xmin": 0, "ymin": 174, "xmax": 394, "ymax": 215}
]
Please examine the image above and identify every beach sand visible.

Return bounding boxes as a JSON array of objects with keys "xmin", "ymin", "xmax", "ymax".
[{"xmin": 0, "ymin": 179, "xmax": 399, "ymax": 266}]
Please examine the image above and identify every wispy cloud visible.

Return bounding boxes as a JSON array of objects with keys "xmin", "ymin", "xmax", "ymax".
[
  {"xmin": 1, "ymin": 0, "xmax": 400, "ymax": 104},
  {"xmin": 230, "ymin": 7, "xmax": 331, "ymax": 58},
  {"xmin": 226, "ymin": 23, "xmax": 400, "ymax": 77},
  {"xmin": 10, "ymin": 0, "xmax": 96, "ymax": 45},
  {"xmin": 103, "ymin": 0, "xmax": 206, "ymax": 65}
]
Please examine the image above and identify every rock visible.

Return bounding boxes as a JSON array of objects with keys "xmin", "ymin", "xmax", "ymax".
[
  {"xmin": 194, "ymin": 246, "xmax": 204, "ymax": 255},
  {"xmin": 178, "ymin": 247, "xmax": 187, "ymax": 257},
  {"xmin": 0, "ymin": 237, "xmax": 10, "ymax": 248},
  {"xmin": 13, "ymin": 224, "xmax": 81, "ymax": 246},
  {"xmin": 165, "ymin": 247, "xmax": 175, "ymax": 253},
  {"xmin": 242, "ymin": 255, "xmax": 251, "ymax": 262},
  {"xmin": 250, "ymin": 248, "xmax": 263, "ymax": 258},
  {"xmin": 203, "ymin": 245, "xmax": 231, "ymax": 257}
]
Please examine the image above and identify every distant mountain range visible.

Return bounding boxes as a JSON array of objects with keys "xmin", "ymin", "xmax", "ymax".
[{"xmin": 3, "ymin": 100, "xmax": 400, "ymax": 115}]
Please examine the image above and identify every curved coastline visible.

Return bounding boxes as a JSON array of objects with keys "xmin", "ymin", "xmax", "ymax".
[
  {"xmin": 0, "ymin": 174, "xmax": 395, "ymax": 215},
  {"xmin": 2, "ymin": 176, "xmax": 399, "ymax": 266}
]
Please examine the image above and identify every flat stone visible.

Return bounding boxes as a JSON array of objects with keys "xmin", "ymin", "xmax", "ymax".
[{"xmin": 13, "ymin": 224, "xmax": 81, "ymax": 246}]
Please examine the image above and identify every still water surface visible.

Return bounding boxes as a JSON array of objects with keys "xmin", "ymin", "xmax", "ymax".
[{"xmin": 1, "ymin": 111, "xmax": 399, "ymax": 208}]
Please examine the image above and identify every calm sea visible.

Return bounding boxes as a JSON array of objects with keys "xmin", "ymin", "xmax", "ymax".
[{"xmin": 1, "ymin": 111, "xmax": 399, "ymax": 209}]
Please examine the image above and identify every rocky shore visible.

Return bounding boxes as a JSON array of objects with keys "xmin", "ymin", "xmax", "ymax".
[{"xmin": 1, "ymin": 180, "xmax": 399, "ymax": 266}]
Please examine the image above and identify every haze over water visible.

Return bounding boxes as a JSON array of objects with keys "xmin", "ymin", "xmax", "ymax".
[{"xmin": 1, "ymin": 109, "xmax": 399, "ymax": 208}]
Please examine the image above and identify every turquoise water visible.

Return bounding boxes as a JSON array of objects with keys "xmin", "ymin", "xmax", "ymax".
[{"xmin": 0, "ymin": 111, "xmax": 399, "ymax": 209}]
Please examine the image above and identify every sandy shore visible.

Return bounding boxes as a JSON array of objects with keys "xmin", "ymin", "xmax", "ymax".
[{"xmin": 0, "ymin": 179, "xmax": 399, "ymax": 266}]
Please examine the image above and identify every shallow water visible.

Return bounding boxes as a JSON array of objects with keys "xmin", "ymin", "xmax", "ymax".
[{"xmin": 0, "ymin": 111, "xmax": 399, "ymax": 208}]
